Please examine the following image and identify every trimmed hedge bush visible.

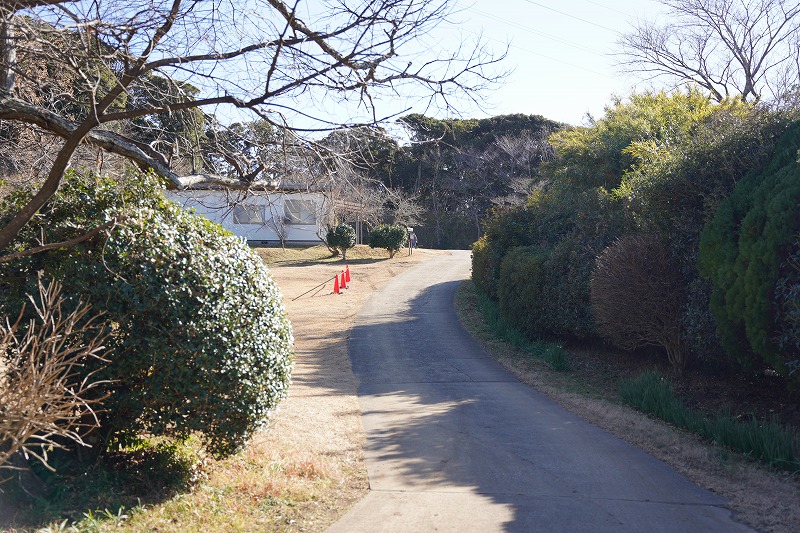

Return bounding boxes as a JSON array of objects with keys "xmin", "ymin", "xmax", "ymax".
[
  {"xmin": 496, "ymin": 240, "xmax": 598, "ymax": 340},
  {"xmin": 326, "ymin": 223, "xmax": 356, "ymax": 259},
  {"xmin": 368, "ymin": 224, "xmax": 407, "ymax": 258},
  {"xmin": 0, "ymin": 172, "xmax": 295, "ymax": 458},
  {"xmin": 591, "ymin": 235, "xmax": 686, "ymax": 371}
]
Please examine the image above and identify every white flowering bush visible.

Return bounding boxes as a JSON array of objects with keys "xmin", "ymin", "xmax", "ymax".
[{"xmin": 0, "ymin": 172, "xmax": 294, "ymax": 457}]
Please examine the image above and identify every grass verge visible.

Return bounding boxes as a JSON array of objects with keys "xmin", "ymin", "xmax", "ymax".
[
  {"xmin": 620, "ymin": 371, "xmax": 800, "ymax": 471},
  {"xmin": 6, "ymin": 438, "xmax": 204, "ymax": 531},
  {"xmin": 253, "ymin": 244, "xmax": 398, "ymax": 266}
]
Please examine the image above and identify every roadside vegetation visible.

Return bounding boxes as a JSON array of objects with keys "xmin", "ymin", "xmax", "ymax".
[
  {"xmin": 619, "ymin": 372, "xmax": 797, "ymax": 471},
  {"xmin": 471, "ymin": 91, "xmax": 800, "ymax": 410}
]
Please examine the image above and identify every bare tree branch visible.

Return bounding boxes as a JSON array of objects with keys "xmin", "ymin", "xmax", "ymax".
[
  {"xmin": 0, "ymin": 216, "xmax": 124, "ymax": 264},
  {"xmin": 617, "ymin": 0, "xmax": 800, "ymax": 102},
  {"xmin": 0, "ymin": 0, "xmax": 507, "ymax": 253}
]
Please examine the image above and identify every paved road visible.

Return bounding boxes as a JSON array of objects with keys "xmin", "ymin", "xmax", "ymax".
[{"xmin": 327, "ymin": 250, "xmax": 753, "ymax": 533}]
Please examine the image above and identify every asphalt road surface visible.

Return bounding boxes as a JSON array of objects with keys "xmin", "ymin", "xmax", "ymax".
[{"xmin": 327, "ymin": 250, "xmax": 753, "ymax": 533}]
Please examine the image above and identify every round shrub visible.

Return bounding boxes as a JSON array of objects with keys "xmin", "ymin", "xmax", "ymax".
[
  {"xmin": 326, "ymin": 223, "xmax": 356, "ymax": 259},
  {"xmin": 0, "ymin": 172, "xmax": 295, "ymax": 458},
  {"xmin": 591, "ymin": 235, "xmax": 686, "ymax": 371},
  {"xmin": 368, "ymin": 224, "xmax": 407, "ymax": 258}
]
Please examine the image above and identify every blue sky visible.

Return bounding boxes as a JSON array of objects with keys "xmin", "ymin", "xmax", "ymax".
[
  {"xmin": 440, "ymin": 0, "xmax": 669, "ymax": 125},
  {"xmin": 233, "ymin": 1, "xmax": 671, "ymax": 132}
]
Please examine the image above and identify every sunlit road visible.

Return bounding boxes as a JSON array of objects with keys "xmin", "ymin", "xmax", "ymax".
[{"xmin": 327, "ymin": 250, "xmax": 753, "ymax": 533}]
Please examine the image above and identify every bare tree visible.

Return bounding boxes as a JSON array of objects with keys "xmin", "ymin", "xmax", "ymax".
[
  {"xmin": 0, "ymin": 0, "xmax": 505, "ymax": 253},
  {"xmin": 1, "ymin": 278, "xmax": 109, "ymax": 475},
  {"xmin": 618, "ymin": 0, "xmax": 800, "ymax": 102}
]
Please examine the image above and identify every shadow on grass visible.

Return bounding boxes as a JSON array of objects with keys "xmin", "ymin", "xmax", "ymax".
[{"xmin": 6, "ymin": 440, "xmax": 201, "ymax": 529}]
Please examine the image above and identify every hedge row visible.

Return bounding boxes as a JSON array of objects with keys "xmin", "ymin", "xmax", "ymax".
[{"xmin": 472, "ymin": 92, "xmax": 800, "ymax": 381}]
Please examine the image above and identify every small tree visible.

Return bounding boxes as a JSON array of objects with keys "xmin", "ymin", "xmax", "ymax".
[
  {"xmin": 326, "ymin": 224, "xmax": 356, "ymax": 260},
  {"xmin": 590, "ymin": 234, "xmax": 687, "ymax": 372},
  {"xmin": 369, "ymin": 224, "xmax": 408, "ymax": 258}
]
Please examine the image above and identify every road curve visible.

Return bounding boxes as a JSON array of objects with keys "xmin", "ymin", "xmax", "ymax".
[{"xmin": 327, "ymin": 250, "xmax": 753, "ymax": 533}]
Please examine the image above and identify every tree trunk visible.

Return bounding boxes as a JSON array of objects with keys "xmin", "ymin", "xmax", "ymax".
[{"xmin": 0, "ymin": 13, "xmax": 15, "ymax": 94}]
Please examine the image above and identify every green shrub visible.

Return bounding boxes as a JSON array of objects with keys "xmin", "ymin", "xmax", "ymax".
[
  {"xmin": 0, "ymin": 172, "xmax": 295, "ymax": 458},
  {"xmin": 496, "ymin": 239, "xmax": 601, "ymax": 341},
  {"xmin": 699, "ymin": 121, "xmax": 800, "ymax": 380},
  {"xmin": 325, "ymin": 223, "xmax": 356, "ymax": 259},
  {"xmin": 772, "ymin": 232, "xmax": 800, "ymax": 378},
  {"xmin": 536, "ymin": 237, "xmax": 600, "ymax": 339},
  {"xmin": 368, "ymin": 224, "xmax": 407, "ymax": 258},
  {"xmin": 472, "ymin": 206, "xmax": 540, "ymax": 299},
  {"xmin": 616, "ymin": 102, "xmax": 794, "ymax": 365},
  {"xmin": 474, "ymin": 286, "xmax": 570, "ymax": 371},
  {"xmin": 497, "ymin": 245, "xmax": 548, "ymax": 339},
  {"xmin": 470, "ymin": 235, "xmax": 491, "ymax": 295}
]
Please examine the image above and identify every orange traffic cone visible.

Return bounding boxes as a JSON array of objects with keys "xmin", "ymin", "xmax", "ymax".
[
  {"xmin": 345, "ymin": 265, "xmax": 351, "ymax": 283},
  {"xmin": 341, "ymin": 270, "xmax": 347, "ymax": 289},
  {"xmin": 333, "ymin": 275, "xmax": 340, "ymax": 294}
]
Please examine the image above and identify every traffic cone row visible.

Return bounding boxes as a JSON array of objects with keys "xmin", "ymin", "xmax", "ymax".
[{"xmin": 333, "ymin": 265, "xmax": 352, "ymax": 294}]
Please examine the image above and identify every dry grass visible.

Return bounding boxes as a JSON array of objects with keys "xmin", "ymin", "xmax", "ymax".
[{"xmin": 455, "ymin": 281, "xmax": 800, "ymax": 533}]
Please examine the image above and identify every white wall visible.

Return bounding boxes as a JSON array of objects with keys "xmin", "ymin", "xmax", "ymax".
[{"xmin": 165, "ymin": 189, "xmax": 329, "ymax": 244}]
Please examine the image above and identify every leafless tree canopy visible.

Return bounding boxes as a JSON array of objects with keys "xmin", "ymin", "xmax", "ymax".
[
  {"xmin": 617, "ymin": 0, "xmax": 800, "ymax": 102},
  {"xmin": 0, "ymin": 0, "xmax": 505, "ymax": 252}
]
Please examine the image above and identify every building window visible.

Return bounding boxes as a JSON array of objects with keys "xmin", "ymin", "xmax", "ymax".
[
  {"xmin": 232, "ymin": 204, "xmax": 265, "ymax": 224},
  {"xmin": 284, "ymin": 199, "xmax": 317, "ymax": 225}
]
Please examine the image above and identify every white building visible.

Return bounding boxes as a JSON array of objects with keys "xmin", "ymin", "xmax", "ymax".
[{"xmin": 166, "ymin": 185, "xmax": 331, "ymax": 245}]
